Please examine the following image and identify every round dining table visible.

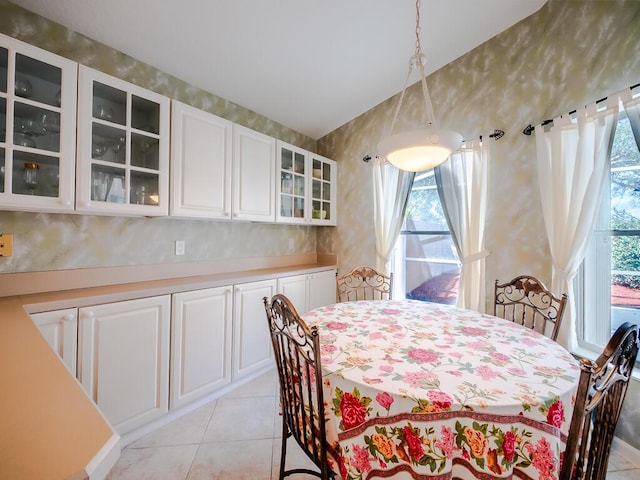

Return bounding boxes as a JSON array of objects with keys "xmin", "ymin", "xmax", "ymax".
[{"xmin": 303, "ymin": 299, "xmax": 580, "ymax": 480}]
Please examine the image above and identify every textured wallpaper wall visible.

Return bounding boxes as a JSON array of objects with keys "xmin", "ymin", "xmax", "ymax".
[
  {"xmin": 317, "ymin": 0, "xmax": 640, "ymax": 449},
  {"xmin": 0, "ymin": 0, "xmax": 319, "ymax": 274}
]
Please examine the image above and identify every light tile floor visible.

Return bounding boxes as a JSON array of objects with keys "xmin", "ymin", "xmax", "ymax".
[{"xmin": 106, "ymin": 368, "xmax": 639, "ymax": 480}]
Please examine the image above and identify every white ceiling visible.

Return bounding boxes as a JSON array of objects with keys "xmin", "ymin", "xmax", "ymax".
[{"xmin": 11, "ymin": 0, "xmax": 546, "ymax": 140}]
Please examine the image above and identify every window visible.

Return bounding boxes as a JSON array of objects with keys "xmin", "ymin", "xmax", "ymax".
[
  {"xmin": 579, "ymin": 111, "xmax": 640, "ymax": 355},
  {"xmin": 393, "ymin": 170, "xmax": 460, "ymax": 304}
]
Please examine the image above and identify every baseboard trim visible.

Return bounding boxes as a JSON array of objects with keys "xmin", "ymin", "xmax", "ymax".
[
  {"xmin": 613, "ymin": 436, "xmax": 640, "ymax": 468},
  {"xmin": 85, "ymin": 433, "xmax": 121, "ymax": 480}
]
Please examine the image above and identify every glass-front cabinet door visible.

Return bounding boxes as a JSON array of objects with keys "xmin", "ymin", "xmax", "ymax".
[
  {"xmin": 309, "ymin": 153, "xmax": 336, "ymax": 226},
  {"xmin": 76, "ymin": 66, "xmax": 169, "ymax": 216},
  {"xmin": 0, "ymin": 33, "xmax": 77, "ymax": 212},
  {"xmin": 277, "ymin": 141, "xmax": 307, "ymax": 224},
  {"xmin": 276, "ymin": 140, "xmax": 337, "ymax": 225}
]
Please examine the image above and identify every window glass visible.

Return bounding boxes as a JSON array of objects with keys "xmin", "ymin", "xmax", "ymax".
[
  {"xmin": 580, "ymin": 111, "xmax": 640, "ymax": 355},
  {"xmin": 395, "ymin": 171, "xmax": 460, "ymax": 304}
]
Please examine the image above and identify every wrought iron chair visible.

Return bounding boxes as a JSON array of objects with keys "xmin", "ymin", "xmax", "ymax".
[
  {"xmin": 335, "ymin": 265, "xmax": 392, "ymax": 302},
  {"xmin": 263, "ymin": 294, "xmax": 335, "ymax": 480},
  {"xmin": 493, "ymin": 275, "xmax": 567, "ymax": 341},
  {"xmin": 560, "ymin": 322, "xmax": 639, "ymax": 480}
]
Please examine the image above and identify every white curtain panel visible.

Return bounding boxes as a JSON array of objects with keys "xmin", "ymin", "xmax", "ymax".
[
  {"xmin": 372, "ymin": 156, "xmax": 415, "ymax": 277},
  {"xmin": 434, "ymin": 140, "xmax": 489, "ymax": 313},
  {"xmin": 621, "ymin": 88, "xmax": 640, "ymax": 148},
  {"xmin": 535, "ymin": 99, "xmax": 618, "ymax": 350}
]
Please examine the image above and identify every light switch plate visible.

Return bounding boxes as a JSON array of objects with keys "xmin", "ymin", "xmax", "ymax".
[{"xmin": 175, "ymin": 240, "xmax": 185, "ymax": 256}]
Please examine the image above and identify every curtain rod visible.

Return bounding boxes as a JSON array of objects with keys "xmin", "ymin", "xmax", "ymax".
[
  {"xmin": 363, "ymin": 129, "xmax": 504, "ymax": 163},
  {"xmin": 522, "ymin": 82, "xmax": 640, "ymax": 136}
]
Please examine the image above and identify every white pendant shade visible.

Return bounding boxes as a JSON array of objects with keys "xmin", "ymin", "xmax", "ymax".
[{"xmin": 378, "ymin": 127, "xmax": 463, "ymax": 172}]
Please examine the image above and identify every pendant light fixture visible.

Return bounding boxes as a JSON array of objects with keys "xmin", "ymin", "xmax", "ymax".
[{"xmin": 377, "ymin": 0, "xmax": 462, "ymax": 172}]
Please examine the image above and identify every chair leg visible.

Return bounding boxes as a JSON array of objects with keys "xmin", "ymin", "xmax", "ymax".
[{"xmin": 279, "ymin": 420, "xmax": 288, "ymax": 480}]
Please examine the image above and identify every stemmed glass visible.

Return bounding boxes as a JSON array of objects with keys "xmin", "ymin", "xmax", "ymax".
[
  {"xmin": 111, "ymin": 135, "xmax": 125, "ymax": 163},
  {"xmin": 23, "ymin": 162, "xmax": 38, "ymax": 194},
  {"xmin": 138, "ymin": 139, "xmax": 152, "ymax": 167}
]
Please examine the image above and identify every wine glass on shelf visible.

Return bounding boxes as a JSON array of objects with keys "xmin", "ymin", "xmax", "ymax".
[
  {"xmin": 138, "ymin": 139, "xmax": 153, "ymax": 168},
  {"xmin": 14, "ymin": 76, "xmax": 32, "ymax": 98},
  {"xmin": 23, "ymin": 162, "xmax": 38, "ymax": 194},
  {"xmin": 92, "ymin": 142, "xmax": 107, "ymax": 158},
  {"xmin": 111, "ymin": 135, "xmax": 125, "ymax": 163}
]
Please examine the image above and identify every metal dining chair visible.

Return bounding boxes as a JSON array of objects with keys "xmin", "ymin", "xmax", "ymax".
[
  {"xmin": 335, "ymin": 265, "xmax": 392, "ymax": 302},
  {"xmin": 493, "ymin": 275, "xmax": 567, "ymax": 341},
  {"xmin": 560, "ymin": 322, "xmax": 639, "ymax": 480},
  {"xmin": 263, "ymin": 294, "xmax": 335, "ymax": 480}
]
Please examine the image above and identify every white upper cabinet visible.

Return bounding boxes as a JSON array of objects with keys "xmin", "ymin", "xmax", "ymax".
[
  {"xmin": 308, "ymin": 151, "xmax": 337, "ymax": 226},
  {"xmin": 76, "ymin": 66, "xmax": 170, "ymax": 216},
  {"xmin": 170, "ymin": 100, "xmax": 232, "ymax": 219},
  {"xmin": 0, "ymin": 33, "xmax": 77, "ymax": 213},
  {"xmin": 276, "ymin": 140, "xmax": 337, "ymax": 225},
  {"xmin": 276, "ymin": 141, "xmax": 308, "ymax": 225},
  {"xmin": 232, "ymin": 124, "xmax": 276, "ymax": 222}
]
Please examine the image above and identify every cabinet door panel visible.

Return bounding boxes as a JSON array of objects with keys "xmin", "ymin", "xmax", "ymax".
[
  {"xmin": 78, "ymin": 296, "xmax": 170, "ymax": 434},
  {"xmin": 308, "ymin": 269, "xmax": 337, "ymax": 311},
  {"xmin": 76, "ymin": 66, "xmax": 170, "ymax": 216},
  {"xmin": 276, "ymin": 141, "xmax": 308, "ymax": 224},
  {"xmin": 30, "ymin": 308, "xmax": 77, "ymax": 375},
  {"xmin": 233, "ymin": 279, "xmax": 276, "ymax": 379},
  {"xmin": 170, "ymin": 101, "xmax": 232, "ymax": 219},
  {"xmin": 277, "ymin": 274, "xmax": 309, "ymax": 314},
  {"xmin": 308, "ymin": 153, "xmax": 337, "ymax": 226},
  {"xmin": 0, "ymin": 33, "xmax": 77, "ymax": 213},
  {"xmin": 232, "ymin": 125, "xmax": 276, "ymax": 222},
  {"xmin": 171, "ymin": 287, "xmax": 232, "ymax": 409}
]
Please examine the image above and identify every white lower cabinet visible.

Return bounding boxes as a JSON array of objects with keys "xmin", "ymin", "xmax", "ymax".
[
  {"xmin": 277, "ymin": 274, "xmax": 309, "ymax": 312},
  {"xmin": 308, "ymin": 269, "xmax": 338, "ymax": 311},
  {"xmin": 30, "ymin": 308, "xmax": 78, "ymax": 375},
  {"xmin": 232, "ymin": 279, "xmax": 276, "ymax": 380},
  {"xmin": 78, "ymin": 295, "xmax": 171, "ymax": 434},
  {"xmin": 170, "ymin": 286, "xmax": 233, "ymax": 409},
  {"xmin": 30, "ymin": 268, "xmax": 334, "ymax": 436},
  {"xmin": 276, "ymin": 269, "xmax": 337, "ymax": 314}
]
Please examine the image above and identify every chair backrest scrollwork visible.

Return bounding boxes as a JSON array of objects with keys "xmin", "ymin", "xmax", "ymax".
[
  {"xmin": 493, "ymin": 275, "xmax": 567, "ymax": 341},
  {"xmin": 336, "ymin": 265, "xmax": 393, "ymax": 302}
]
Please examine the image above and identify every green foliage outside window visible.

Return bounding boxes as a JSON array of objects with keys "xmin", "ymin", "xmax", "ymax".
[{"xmin": 610, "ymin": 115, "xmax": 640, "ymax": 289}]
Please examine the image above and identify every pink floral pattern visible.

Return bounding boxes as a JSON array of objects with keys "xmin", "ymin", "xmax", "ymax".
[{"xmin": 304, "ymin": 300, "xmax": 580, "ymax": 480}]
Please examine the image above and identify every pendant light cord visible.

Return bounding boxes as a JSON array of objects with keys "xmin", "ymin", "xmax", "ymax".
[{"xmin": 388, "ymin": 0, "xmax": 438, "ymax": 136}]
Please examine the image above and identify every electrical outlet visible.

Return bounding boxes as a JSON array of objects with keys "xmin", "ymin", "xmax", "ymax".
[{"xmin": 175, "ymin": 240, "xmax": 185, "ymax": 256}]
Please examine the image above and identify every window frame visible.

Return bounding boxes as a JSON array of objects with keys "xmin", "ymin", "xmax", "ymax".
[{"xmin": 577, "ymin": 108, "xmax": 640, "ymax": 371}]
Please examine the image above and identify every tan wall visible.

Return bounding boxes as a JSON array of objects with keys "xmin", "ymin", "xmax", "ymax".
[{"xmin": 317, "ymin": 0, "xmax": 640, "ymax": 450}]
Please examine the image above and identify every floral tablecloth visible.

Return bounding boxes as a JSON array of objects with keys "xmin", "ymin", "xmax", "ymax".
[{"xmin": 303, "ymin": 300, "xmax": 580, "ymax": 480}]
